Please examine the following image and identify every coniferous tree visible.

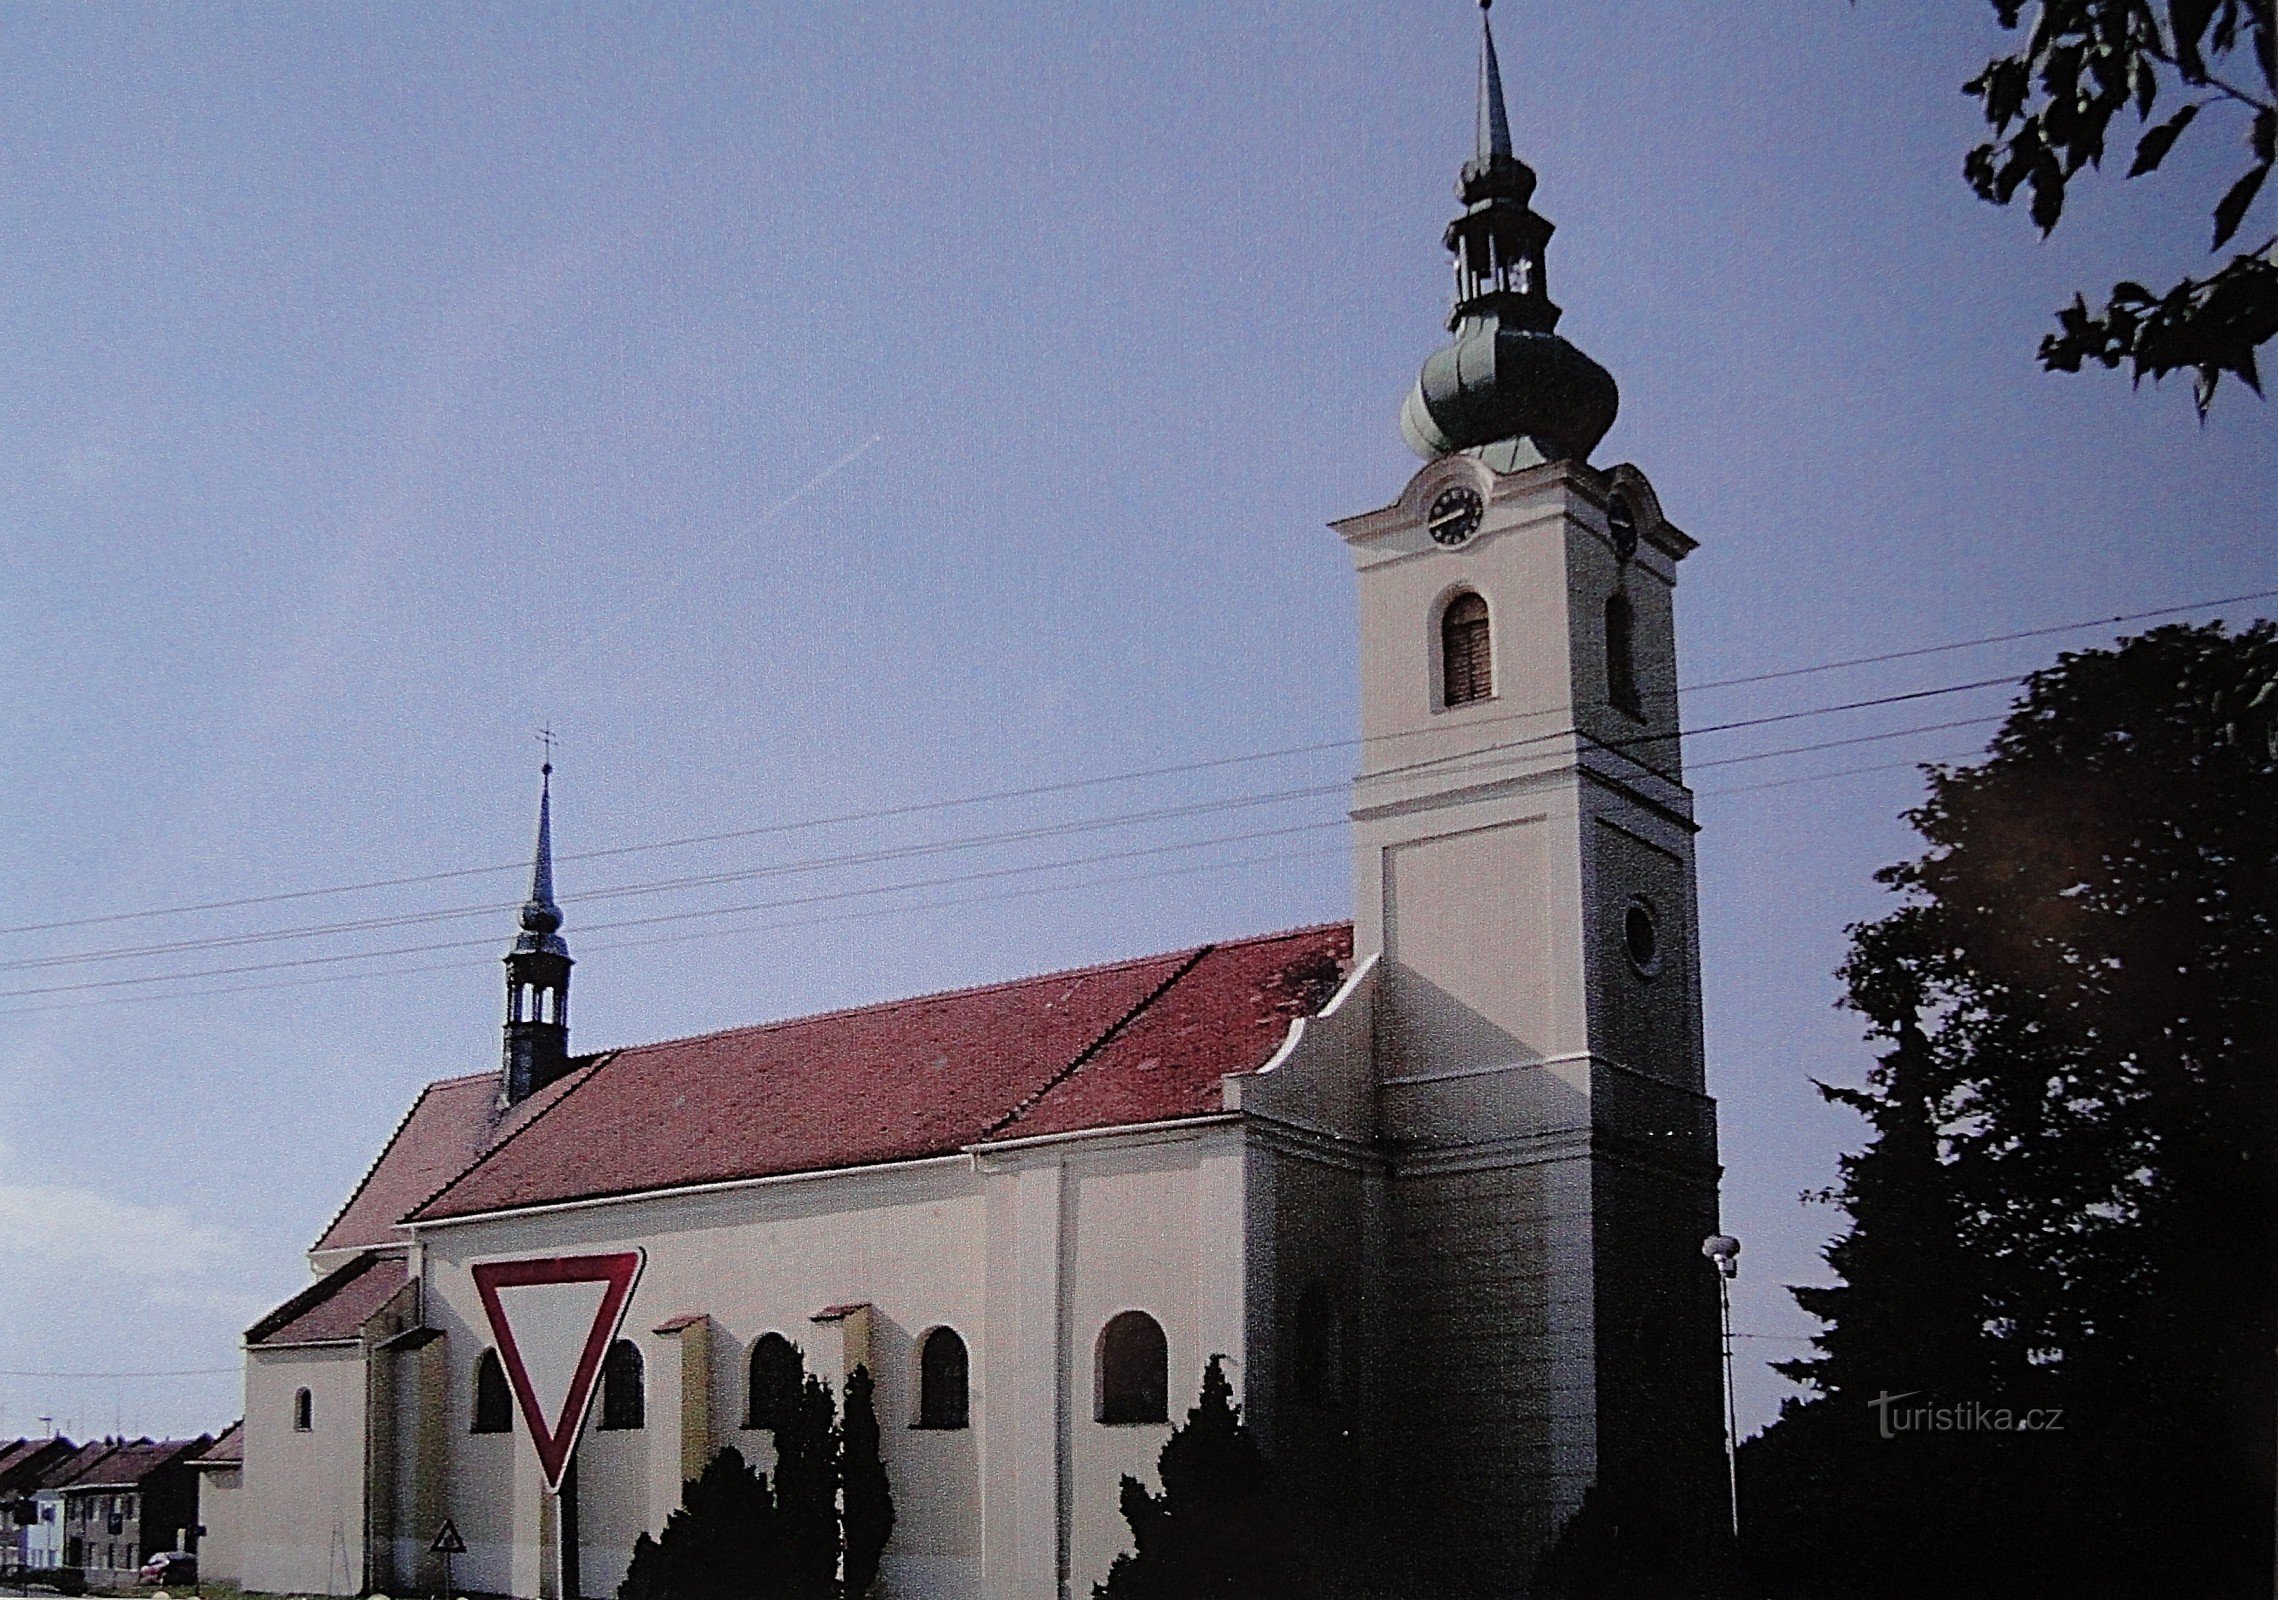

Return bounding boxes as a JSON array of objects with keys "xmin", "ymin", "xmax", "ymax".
[
  {"xmin": 1744, "ymin": 623, "xmax": 2278, "ymax": 1598},
  {"xmin": 618, "ymin": 1445, "xmax": 778, "ymax": 1600},
  {"xmin": 771, "ymin": 1370, "xmax": 842, "ymax": 1600},
  {"xmin": 1094, "ymin": 1355, "xmax": 1312, "ymax": 1600},
  {"xmin": 840, "ymin": 1365, "xmax": 895, "ymax": 1599},
  {"xmin": 619, "ymin": 1343, "xmax": 899, "ymax": 1600}
]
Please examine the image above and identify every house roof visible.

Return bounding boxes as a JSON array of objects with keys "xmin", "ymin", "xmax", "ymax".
[
  {"xmin": 55, "ymin": 1437, "xmax": 209, "ymax": 1492},
  {"xmin": 32, "ymin": 1442, "xmax": 115, "ymax": 1492},
  {"xmin": 192, "ymin": 1421, "xmax": 243, "ymax": 1466},
  {"xmin": 246, "ymin": 1252, "xmax": 409, "ymax": 1348},
  {"xmin": 0, "ymin": 1437, "xmax": 75, "ymax": 1492},
  {"xmin": 404, "ymin": 923, "xmax": 1353, "ymax": 1224}
]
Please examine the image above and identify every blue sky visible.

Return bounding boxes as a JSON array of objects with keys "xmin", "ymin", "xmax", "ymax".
[{"xmin": 0, "ymin": 2, "xmax": 2269, "ymax": 1443}]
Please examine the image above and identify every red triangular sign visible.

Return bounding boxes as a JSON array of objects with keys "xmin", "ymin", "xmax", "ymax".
[{"xmin": 471, "ymin": 1250, "xmax": 644, "ymax": 1492}]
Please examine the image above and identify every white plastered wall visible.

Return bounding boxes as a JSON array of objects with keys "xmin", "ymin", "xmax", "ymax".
[
  {"xmin": 240, "ymin": 1343, "xmax": 368, "ymax": 1595},
  {"xmin": 405, "ymin": 1118, "xmax": 1249, "ymax": 1600}
]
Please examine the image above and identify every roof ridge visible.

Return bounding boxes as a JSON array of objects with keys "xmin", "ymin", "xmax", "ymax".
[
  {"xmin": 311, "ymin": 1080, "xmax": 448, "ymax": 1254},
  {"xmin": 403, "ymin": 1051, "xmax": 618, "ymax": 1225},
  {"xmin": 582, "ymin": 945, "xmax": 1215, "ymax": 1061},
  {"xmin": 982, "ymin": 944, "xmax": 1216, "ymax": 1140}
]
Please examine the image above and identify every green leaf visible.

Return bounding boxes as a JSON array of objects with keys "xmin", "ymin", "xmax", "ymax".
[
  {"xmin": 2169, "ymin": 0, "xmax": 2218, "ymax": 81},
  {"xmin": 2128, "ymin": 103, "xmax": 2200, "ymax": 176},
  {"xmin": 2212, "ymin": 160, "xmax": 2270, "ymax": 247}
]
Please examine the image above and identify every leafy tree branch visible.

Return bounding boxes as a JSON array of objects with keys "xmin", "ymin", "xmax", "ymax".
[{"xmin": 1963, "ymin": 0, "xmax": 2277, "ymax": 411}]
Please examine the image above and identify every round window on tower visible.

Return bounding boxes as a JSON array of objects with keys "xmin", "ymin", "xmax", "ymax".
[{"xmin": 1623, "ymin": 897, "xmax": 1662, "ymax": 977}]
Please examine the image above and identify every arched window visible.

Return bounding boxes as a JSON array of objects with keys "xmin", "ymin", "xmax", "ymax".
[
  {"xmin": 291, "ymin": 1388, "xmax": 312, "ymax": 1432},
  {"xmin": 598, "ymin": 1340, "xmax": 644, "ymax": 1430},
  {"xmin": 916, "ymin": 1327, "xmax": 970, "ymax": 1430},
  {"xmin": 1292, "ymin": 1286, "xmax": 1344, "ymax": 1409},
  {"xmin": 1441, "ymin": 592, "xmax": 1492, "ymax": 707},
  {"xmin": 1606, "ymin": 592, "xmax": 1641, "ymax": 715},
  {"xmin": 746, "ymin": 1333, "xmax": 802, "ymax": 1430},
  {"xmin": 1096, "ymin": 1311, "xmax": 1169, "ymax": 1424},
  {"xmin": 472, "ymin": 1349, "xmax": 513, "ymax": 1434}
]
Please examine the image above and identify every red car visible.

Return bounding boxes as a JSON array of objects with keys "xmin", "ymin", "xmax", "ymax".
[{"xmin": 138, "ymin": 1551, "xmax": 196, "ymax": 1585}]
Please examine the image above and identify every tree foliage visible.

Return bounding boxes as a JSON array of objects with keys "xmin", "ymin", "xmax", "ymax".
[
  {"xmin": 1964, "ymin": 1, "xmax": 2277, "ymax": 411},
  {"xmin": 840, "ymin": 1366, "xmax": 895, "ymax": 1600},
  {"xmin": 618, "ymin": 1345, "xmax": 895, "ymax": 1600},
  {"xmin": 1743, "ymin": 623, "xmax": 2278, "ymax": 1597},
  {"xmin": 1094, "ymin": 1355, "xmax": 1313, "ymax": 1600}
]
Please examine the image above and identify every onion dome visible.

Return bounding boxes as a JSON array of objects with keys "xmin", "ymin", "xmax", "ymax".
[{"xmin": 1400, "ymin": 2, "xmax": 1618, "ymax": 468}]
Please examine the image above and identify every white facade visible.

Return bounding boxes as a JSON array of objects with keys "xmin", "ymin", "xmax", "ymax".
[{"xmin": 234, "ymin": 451, "xmax": 1727, "ymax": 1600}]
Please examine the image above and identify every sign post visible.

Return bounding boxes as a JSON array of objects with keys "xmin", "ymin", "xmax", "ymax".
[
  {"xmin": 471, "ymin": 1251, "xmax": 644, "ymax": 1600},
  {"xmin": 430, "ymin": 1517, "xmax": 465, "ymax": 1600}
]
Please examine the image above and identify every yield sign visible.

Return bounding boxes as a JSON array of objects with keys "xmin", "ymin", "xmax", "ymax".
[
  {"xmin": 430, "ymin": 1519, "xmax": 466, "ymax": 1555},
  {"xmin": 471, "ymin": 1250, "xmax": 644, "ymax": 1491}
]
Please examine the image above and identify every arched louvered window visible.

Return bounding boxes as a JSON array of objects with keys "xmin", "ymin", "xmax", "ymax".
[
  {"xmin": 292, "ymin": 1388, "xmax": 313, "ymax": 1432},
  {"xmin": 746, "ymin": 1333, "xmax": 802, "ymax": 1430},
  {"xmin": 917, "ymin": 1327, "xmax": 970, "ymax": 1430},
  {"xmin": 1292, "ymin": 1285, "xmax": 1344, "ymax": 1409},
  {"xmin": 1442, "ymin": 592, "xmax": 1492, "ymax": 707},
  {"xmin": 1096, "ymin": 1310, "xmax": 1169, "ymax": 1424},
  {"xmin": 598, "ymin": 1340, "xmax": 645, "ymax": 1430},
  {"xmin": 1607, "ymin": 592, "xmax": 1641, "ymax": 715},
  {"xmin": 472, "ymin": 1349, "xmax": 513, "ymax": 1434}
]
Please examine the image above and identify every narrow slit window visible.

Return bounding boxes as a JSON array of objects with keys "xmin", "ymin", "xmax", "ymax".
[
  {"xmin": 1442, "ymin": 593, "xmax": 1491, "ymax": 707},
  {"xmin": 1292, "ymin": 1286, "xmax": 1344, "ymax": 1410},
  {"xmin": 1607, "ymin": 592, "xmax": 1641, "ymax": 715},
  {"xmin": 292, "ymin": 1388, "xmax": 312, "ymax": 1432}
]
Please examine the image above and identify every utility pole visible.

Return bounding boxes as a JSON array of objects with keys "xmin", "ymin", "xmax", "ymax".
[{"xmin": 1703, "ymin": 1233, "xmax": 1742, "ymax": 1540}]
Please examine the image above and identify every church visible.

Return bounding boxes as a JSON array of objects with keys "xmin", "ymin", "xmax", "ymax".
[{"xmin": 229, "ymin": 11, "xmax": 1729, "ymax": 1598}]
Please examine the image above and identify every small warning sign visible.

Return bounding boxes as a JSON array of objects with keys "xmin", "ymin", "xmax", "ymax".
[{"xmin": 430, "ymin": 1519, "xmax": 467, "ymax": 1555}]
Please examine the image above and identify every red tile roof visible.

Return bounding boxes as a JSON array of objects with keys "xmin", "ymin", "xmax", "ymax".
[
  {"xmin": 408, "ymin": 924, "xmax": 1351, "ymax": 1224},
  {"xmin": 246, "ymin": 1252, "xmax": 409, "ymax": 1347},
  {"xmin": 193, "ymin": 1421, "xmax": 243, "ymax": 1466},
  {"xmin": 33, "ymin": 1441, "xmax": 115, "ymax": 1491},
  {"xmin": 314, "ymin": 1062, "xmax": 594, "ymax": 1254},
  {"xmin": 55, "ymin": 1437, "xmax": 209, "ymax": 1491},
  {"xmin": 0, "ymin": 1437, "xmax": 75, "ymax": 1491}
]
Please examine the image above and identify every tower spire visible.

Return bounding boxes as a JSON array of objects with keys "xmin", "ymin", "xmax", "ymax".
[
  {"xmin": 523, "ymin": 761, "xmax": 560, "ymax": 939},
  {"xmin": 1399, "ymin": 1, "xmax": 1618, "ymax": 469},
  {"xmin": 502, "ymin": 757, "xmax": 573, "ymax": 1104},
  {"xmin": 1475, "ymin": 1, "xmax": 1511, "ymax": 165}
]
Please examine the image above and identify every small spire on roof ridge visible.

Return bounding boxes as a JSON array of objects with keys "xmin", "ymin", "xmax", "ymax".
[
  {"xmin": 520, "ymin": 761, "xmax": 562, "ymax": 941},
  {"xmin": 1476, "ymin": 0, "xmax": 1512, "ymax": 165}
]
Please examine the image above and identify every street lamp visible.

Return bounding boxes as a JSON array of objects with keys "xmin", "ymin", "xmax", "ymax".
[{"xmin": 1702, "ymin": 1233, "xmax": 1741, "ymax": 1540}]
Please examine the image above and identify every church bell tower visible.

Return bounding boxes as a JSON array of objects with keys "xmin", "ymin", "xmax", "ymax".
[
  {"xmin": 502, "ymin": 762, "xmax": 573, "ymax": 1105},
  {"xmin": 1334, "ymin": 3, "xmax": 1728, "ymax": 1586}
]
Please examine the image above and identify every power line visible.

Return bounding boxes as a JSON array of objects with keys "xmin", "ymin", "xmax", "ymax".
[
  {"xmin": 1681, "ymin": 586, "xmax": 2278, "ymax": 692},
  {"xmin": 0, "ymin": 720, "xmax": 1994, "ymax": 1021},
  {"xmin": 0, "ymin": 682, "xmax": 2018, "ymax": 980},
  {"xmin": 0, "ymin": 710, "xmax": 2000, "ymax": 1007},
  {"xmin": 3, "ymin": 586, "xmax": 2266, "ymax": 941},
  {"xmin": 0, "ymin": 841, "xmax": 1357, "ymax": 1020},
  {"xmin": 0, "ymin": 1368, "xmax": 239, "ymax": 1380}
]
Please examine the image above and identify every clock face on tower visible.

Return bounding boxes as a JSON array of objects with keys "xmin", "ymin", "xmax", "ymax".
[{"xmin": 1427, "ymin": 485, "xmax": 1484, "ymax": 547}]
